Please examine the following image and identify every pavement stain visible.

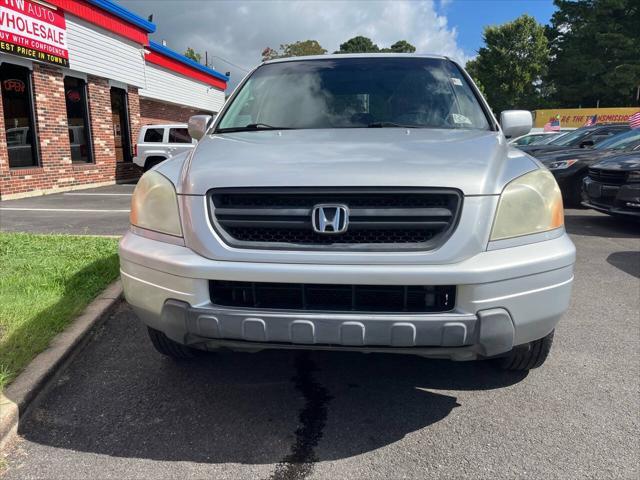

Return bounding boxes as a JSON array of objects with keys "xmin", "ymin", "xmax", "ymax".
[{"xmin": 270, "ymin": 352, "xmax": 333, "ymax": 480}]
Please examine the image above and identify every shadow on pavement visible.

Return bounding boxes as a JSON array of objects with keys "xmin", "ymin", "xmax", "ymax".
[
  {"xmin": 607, "ymin": 251, "xmax": 640, "ymax": 279},
  {"xmin": 564, "ymin": 210, "xmax": 640, "ymax": 238},
  {"xmin": 17, "ymin": 304, "xmax": 526, "ymax": 465}
]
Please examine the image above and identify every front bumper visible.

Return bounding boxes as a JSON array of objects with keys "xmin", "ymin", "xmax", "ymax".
[
  {"xmin": 119, "ymin": 232, "xmax": 576, "ymax": 360},
  {"xmin": 582, "ymin": 177, "xmax": 640, "ymax": 217}
]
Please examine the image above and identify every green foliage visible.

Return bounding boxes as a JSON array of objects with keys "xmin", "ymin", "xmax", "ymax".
[
  {"xmin": 262, "ymin": 40, "xmax": 327, "ymax": 62},
  {"xmin": 282, "ymin": 40, "xmax": 327, "ymax": 57},
  {"xmin": 465, "ymin": 14, "xmax": 549, "ymax": 113},
  {"xmin": 336, "ymin": 36, "xmax": 417, "ymax": 54},
  {"xmin": 184, "ymin": 47, "xmax": 202, "ymax": 63},
  {"xmin": 546, "ymin": 0, "xmax": 640, "ymax": 107},
  {"xmin": 336, "ymin": 36, "xmax": 380, "ymax": 53},
  {"xmin": 0, "ymin": 233, "xmax": 119, "ymax": 390},
  {"xmin": 382, "ymin": 40, "xmax": 417, "ymax": 53}
]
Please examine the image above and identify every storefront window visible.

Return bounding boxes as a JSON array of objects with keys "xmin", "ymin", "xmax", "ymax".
[
  {"xmin": 64, "ymin": 77, "xmax": 93, "ymax": 163},
  {"xmin": 1, "ymin": 63, "xmax": 39, "ymax": 168}
]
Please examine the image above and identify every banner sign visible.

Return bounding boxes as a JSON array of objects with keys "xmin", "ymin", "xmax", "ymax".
[
  {"xmin": 0, "ymin": 0, "xmax": 69, "ymax": 67},
  {"xmin": 533, "ymin": 108, "xmax": 639, "ymax": 129}
]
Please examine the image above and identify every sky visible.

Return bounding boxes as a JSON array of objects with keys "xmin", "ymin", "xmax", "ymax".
[{"xmin": 119, "ymin": 0, "xmax": 557, "ymax": 90}]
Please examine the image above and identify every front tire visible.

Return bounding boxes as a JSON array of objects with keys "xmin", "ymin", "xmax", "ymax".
[
  {"xmin": 567, "ymin": 172, "xmax": 589, "ymax": 207},
  {"xmin": 147, "ymin": 327, "xmax": 197, "ymax": 359},
  {"xmin": 498, "ymin": 330, "xmax": 554, "ymax": 371}
]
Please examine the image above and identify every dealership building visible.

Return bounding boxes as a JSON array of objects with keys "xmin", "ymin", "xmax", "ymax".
[{"xmin": 0, "ymin": 0, "xmax": 228, "ymax": 199}]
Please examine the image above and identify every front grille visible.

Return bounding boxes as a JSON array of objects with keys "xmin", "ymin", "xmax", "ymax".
[
  {"xmin": 208, "ymin": 188, "xmax": 462, "ymax": 250},
  {"xmin": 588, "ymin": 168, "xmax": 627, "ymax": 185},
  {"xmin": 210, "ymin": 281, "xmax": 456, "ymax": 313}
]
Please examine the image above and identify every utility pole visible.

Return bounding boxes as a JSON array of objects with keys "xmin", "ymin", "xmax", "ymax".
[{"xmin": 205, "ymin": 51, "xmax": 208, "ymax": 68}]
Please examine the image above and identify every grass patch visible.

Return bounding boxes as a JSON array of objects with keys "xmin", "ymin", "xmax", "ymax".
[{"xmin": 0, "ymin": 233, "xmax": 119, "ymax": 391}]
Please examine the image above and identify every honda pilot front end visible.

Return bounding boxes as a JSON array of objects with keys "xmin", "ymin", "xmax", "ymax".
[{"xmin": 119, "ymin": 54, "xmax": 575, "ymax": 371}]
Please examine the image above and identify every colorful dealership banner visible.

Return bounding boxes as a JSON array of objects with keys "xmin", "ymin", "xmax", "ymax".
[
  {"xmin": 0, "ymin": 0, "xmax": 69, "ymax": 67},
  {"xmin": 533, "ymin": 107, "xmax": 639, "ymax": 129}
]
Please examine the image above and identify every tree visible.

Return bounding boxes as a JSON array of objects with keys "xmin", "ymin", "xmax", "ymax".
[
  {"xmin": 546, "ymin": 0, "xmax": 640, "ymax": 107},
  {"xmin": 261, "ymin": 40, "xmax": 326, "ymax": 62},
  {"xmin": 382, "ymin": 40, "xmax": 417, "ymax": 53},
  {"xmin": 184, "ymin": 47, "xmax": 202, "ymax": 63},
  {"xmin": 465, "ymin": 15, "xmax": 549, "ymax": 113},
  {"xmin": 336, "ymin": 36, "xmax": 379, "ymax": 53},
  {"xmin": 281, "ymin": 40, "xmax": 327, "ymax": 57},
  {"xmin": 261, "ymin": 47, "xmax": 279, "ymax": 62}
]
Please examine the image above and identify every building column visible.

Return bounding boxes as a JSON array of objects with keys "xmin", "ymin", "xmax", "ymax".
[{"xmin": 86, "ymin": 75, "xmax": 117, "ymax": 180}]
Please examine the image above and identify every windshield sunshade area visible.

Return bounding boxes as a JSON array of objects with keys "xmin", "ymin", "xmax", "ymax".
[
  {"xmin": 594, "ymin": 129, "xmax": 640, "ymax": 150},
  {"xmin": 216, "ymin": 57, "xmax": 492, "ymax": 132},
  {"xmin": 548, "ymin": 128, "xmax": 591, "ymax": 146}
]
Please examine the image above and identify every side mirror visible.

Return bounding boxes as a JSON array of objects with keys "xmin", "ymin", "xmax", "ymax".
[
  {"xmin": 500, "ymin": 110, "xmax": 533, "ymax": 139},
  {"xmin": 579, "ymin": 139, "xmax": 595, "ymax": 148},
  {"xmin": 188, "ymin": 115, "xmax": 213, "ymax": 141}
]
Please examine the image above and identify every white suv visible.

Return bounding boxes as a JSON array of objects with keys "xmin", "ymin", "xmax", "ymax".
[{"xmin": 133, "ymin": 124, "xmax": 196, "ymax": 171}]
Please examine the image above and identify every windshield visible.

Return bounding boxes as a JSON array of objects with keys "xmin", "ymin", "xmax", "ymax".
[
  {"xmin": 538, "ymin": 133, "xmax": 565, "ymax": 144},
  {"xmin": 594, "ymin": 129, "xmax": 640, "ymax": 150},
  {"xmin": 548, "ymin": 128, "xmax": 590, "ymax": 146},
  {"xmin": 216, "ymin": 58, "xmax": 491, "ymax": 132}
]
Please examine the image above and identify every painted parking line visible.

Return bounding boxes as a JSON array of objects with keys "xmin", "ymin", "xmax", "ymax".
[
  {"xmin": 0, "ymin": 208, "xmax": 129, "ymax": 213},
  {"xmin": 63, "ymin": 193, "xmax": 132, "ymax": 196}
]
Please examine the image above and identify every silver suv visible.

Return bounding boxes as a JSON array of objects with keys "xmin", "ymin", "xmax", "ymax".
[{"xmin": 120, "ymin": 54, "xmax": 575, "ymax": 371}]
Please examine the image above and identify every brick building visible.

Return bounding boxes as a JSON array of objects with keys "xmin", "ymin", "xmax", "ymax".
[{"xmin": 0, "ymin": 0, "xmax": 228, "ymax": 200}]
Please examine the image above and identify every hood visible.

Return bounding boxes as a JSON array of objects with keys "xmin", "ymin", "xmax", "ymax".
[
  {"xmin": 591, "ymin": 152, "xmax": 640, "ymax": 171},
  {"xmin": 180, "ymin": 128, "xmax": 537, "ymax": 196},
  {"xmin": 518, "ymin": 144, "xmax": 587, "ymax": 157},
  {"xmin": 538, "ymin": 148, "xmax": 616, "ymax": 165}
]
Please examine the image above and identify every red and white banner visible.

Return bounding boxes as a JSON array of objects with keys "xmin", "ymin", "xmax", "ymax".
[{"xmin": 0, "ymin": 0, "xmax": 69, "ymax": 67}]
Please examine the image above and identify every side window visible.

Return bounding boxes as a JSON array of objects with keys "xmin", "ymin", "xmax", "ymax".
[
  {"xmin": 168, "ymin": 128, "xmax": 191, "ymax": 143},
  {"xmin": 144, "ymin": 128, "xmax": 164, "ymax": 143}
]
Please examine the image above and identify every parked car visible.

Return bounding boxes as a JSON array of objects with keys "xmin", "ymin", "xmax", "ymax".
[
  {"xmin": 538, "ymin": 129, "xmax": 640, "ymax": 206},
  {"xmin": 120, "ymin": 54, "xmax": 576, "ymax": 372},
  {"xmin": 509, "ymin": 131, "xmax": 565, "ymax": 146},
  {"xmin": 582, "ymin": 151, "xmax": 640, "ymax": 218},
  {"xmin": 133, "ymin": 124, "xmax": 197, "ymax": 171},
  {"xmin": 517, "ymin": 124, "xmax": 630, "ymax": 157}
]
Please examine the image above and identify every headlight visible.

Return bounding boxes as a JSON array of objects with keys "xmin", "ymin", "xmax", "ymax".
[
  {"xmin": 547, "ymin": 159, "xmax": 578, "ymax": 170},
  {"xmin": 490, "ymin": 169, "xmax": 564, "ymax": 241},
  {"xmin": 130, "ymin": 171, "xmax": 182, "ymax": 237}
]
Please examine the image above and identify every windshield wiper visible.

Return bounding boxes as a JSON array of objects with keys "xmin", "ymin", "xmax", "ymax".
[
  {"xmin": 216, "ymin": 123, "xmax": 293, "ymax": 133},
  {"xmin": 366, "ymin": 122, "xmax": 422, "ymax": 128}
]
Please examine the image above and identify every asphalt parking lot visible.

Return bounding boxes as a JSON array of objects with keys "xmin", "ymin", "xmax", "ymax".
[
  {"xmin": 1, "ymin": 209, "xmax": 639, "ymax": 479},
  {"xmin": 0, "ymin": 184, "xmax": 134, "ymax": 236}
]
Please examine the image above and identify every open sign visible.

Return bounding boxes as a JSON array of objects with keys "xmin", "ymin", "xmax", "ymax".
[
  {"xmin": 66, "ymin": 89, "xmax": 81, "ymax": 102},
  {"xmin": 2, "ymin": 79, "xmax": 26, "ymax": 93}
]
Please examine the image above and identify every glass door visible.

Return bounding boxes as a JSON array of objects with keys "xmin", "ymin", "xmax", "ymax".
[{"xmin": 110, "ymin": 87, "xmax": 132, "ymax": 163}]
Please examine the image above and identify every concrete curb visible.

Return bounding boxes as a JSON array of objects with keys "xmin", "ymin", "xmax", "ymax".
[{"xmin": 0, "ymin": 280, "xmax": 123, "ymax": 451}]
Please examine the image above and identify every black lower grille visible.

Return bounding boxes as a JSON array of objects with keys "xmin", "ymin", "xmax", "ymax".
[
  {"xmin": 588, "ymin": 169, "xmax": 627, "ymax": 185},
  {"xmin": 209, "ymin": 281, "xmax": 456, "ymax": 313},
  {"xmin": 208, "ymin": 188, "xmax": 462, "ymax": 251}
]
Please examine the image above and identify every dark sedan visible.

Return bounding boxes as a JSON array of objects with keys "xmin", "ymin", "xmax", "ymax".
[
  {"xmin": 583, "ymin": 151, "xmax": 640, "ymax": 218},
  {"xmin": 517, "ymin": 124, "xmax": 630, "ymax": 157},
  {"xmin": 538, "ymin": 129, "xmax": 640, "ymax": 206}
]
